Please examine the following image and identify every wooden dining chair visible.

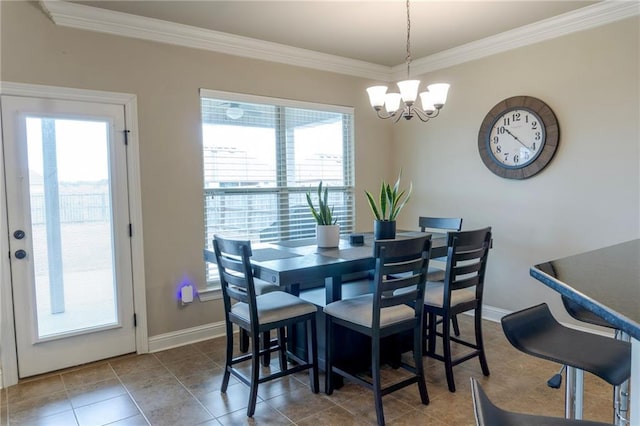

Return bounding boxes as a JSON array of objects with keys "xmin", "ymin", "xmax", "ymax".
[
  {"xmin": 419, "ymin": 216, "xmax": 464, "ymax": 335},
  {"xmin": 324, "ymin": 235, "xmax": 432, "ymax": 426},
  {"xmin": 213, "ymin": 235, "xmax": 319, "ymax": 417},
  {"xmin": 423, "ymin": 227, "xmax": 492, "ymax": 393}
]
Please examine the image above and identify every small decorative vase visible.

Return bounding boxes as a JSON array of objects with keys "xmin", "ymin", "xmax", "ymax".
[
  {"xmin": 316, "ymin": 224, "xmax": 340, "ymax": 248},
  {"xmin": 374, "ymin": 220, "xmax": 396, "ymax": 240}
]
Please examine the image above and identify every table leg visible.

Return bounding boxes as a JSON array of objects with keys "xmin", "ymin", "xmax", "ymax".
[{"xmin": 325, "ymin": 275, "xmax": 341, "ymax": 305}]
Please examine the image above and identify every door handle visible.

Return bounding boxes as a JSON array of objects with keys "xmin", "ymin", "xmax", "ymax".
[
  {"xmin": 14, "ymin": 250, "xmax": 27, "ymax": 260},
  {"xmin": 13, "ymin": 230, "xmax": 26, "ymax": 240}
]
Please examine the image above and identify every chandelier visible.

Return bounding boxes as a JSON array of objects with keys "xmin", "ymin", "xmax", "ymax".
[{"xmin": 366, "ymin": 0, "xmax": 450, "ymax": 123}]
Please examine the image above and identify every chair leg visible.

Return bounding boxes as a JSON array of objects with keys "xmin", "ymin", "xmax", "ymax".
[
  {"xmin": 247, "ymin": 333, "xmax": 261, "ymax": 417},
  {"xmin": 474, "ymin": 308, "xmax": 490, "ymax": 376},
  {"xmin": 308, "ymin": 317, "xmax": 319, "ymax": 393},
  {"xmin": 427, "ymin": 312, "xmax": 437, "ymax": 355},
  {"xmin": 221, "ymin": 322, "xmax": 234, "ymax": 392},
  {"xmin": 261, "ymin": 331, "xmax": 271, "ymax": 367},
  {"xmin": 372, "ymin": 335, "xmax": 385, "ymax": 426},
  {"xmin": 442, "ymin": 314, "xmax": 456, "ymax": 393},
  {"xmin": 240, "ymin": 329, "xmax": 249, "ymax": 353},
  {"xmin": 452, "ymin": 314, "xmax": 461, "ymax": 337},
  {"xmin": 325, "ymin": 316, "xmax": 334, "ymax": 395},
  {"xmin": 277, "ymin": 327, "xmax": 287, "ymax": 371},
  {"xmin": 414, "ymin": 321, "xmax": 429, "ymax": 405}
]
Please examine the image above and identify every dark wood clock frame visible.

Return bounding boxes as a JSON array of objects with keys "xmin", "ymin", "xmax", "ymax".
[{"xmin": 478, "ymin": 96, "xmax": 559, "ymax": 180}]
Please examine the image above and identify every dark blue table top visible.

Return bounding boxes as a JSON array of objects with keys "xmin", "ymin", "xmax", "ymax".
[{"xmin": 530, "ymin": 239, "xmax": 640, "ymax": 340}]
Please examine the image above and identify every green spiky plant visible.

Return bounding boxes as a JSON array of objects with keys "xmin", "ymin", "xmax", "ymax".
[
  {"xmin": 365, "ymin": 171, "xmax": 413, "ymax": 221},
  {"xmin": 306, "ymin": 181, "xmax": 337, "ymax": 225}
]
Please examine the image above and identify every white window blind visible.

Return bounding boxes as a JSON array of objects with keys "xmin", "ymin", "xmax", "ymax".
[{"xmin": 200, "ymin": 89, "xmax": 355, "ymax": 286}]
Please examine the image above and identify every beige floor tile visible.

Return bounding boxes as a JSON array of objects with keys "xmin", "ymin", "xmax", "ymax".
[
  {"xmin": 197, "ymin": 382, "xmax": 258, "ymax": 417},
  {"xmin": 265, "ymin": 389, "xmax": 336, "ymax": 422},
  {"xmin": 144, "ymin": 397, "xmax": 213, "ymax": 426},
  {"xmin": 61, "ymin": 362, "xmax": 117, "ymax": 388},
  {"xmin": 7, "ymin": 375, "xmax": 65, "ymax": 402},
  {"xmin": 217, "ymin": 401, "xmax": 293, "ymax": 425},
  {"xmin": 296, "ymin": 404, "xmax": 368, "ymax": 426},
  {"xmin": 66, "ymin": 377, "xmax": 128, "ymax": 408},
  {"xmin": 8, "ymin": 390, "xmax": 73, "ymax": 425},
  {"xmin": 129, "ymin": 377, "xmax": 193, "ymax": 413},
  {"xmin": 74, "ymin": 394, "xmax": 141, "ymax": 426}
]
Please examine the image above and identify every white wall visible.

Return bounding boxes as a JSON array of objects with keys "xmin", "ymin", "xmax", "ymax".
[{"xmin": 393, "ymin": 16, "xmax": 640, "ymax": 324}]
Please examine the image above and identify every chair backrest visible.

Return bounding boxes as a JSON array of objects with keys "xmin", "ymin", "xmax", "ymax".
[
  {"xmin": 442, "ymin": 227, "xmax": 492, "ymax": 308},
  {"xmin": 371, "ymin": 235, "xmax": 432, "ymax": 328},
  {"xmin": 212, "ymin": 235, "xmax": 258, "ymax": 322},
  {"xmin": 418, "ymin": 216, "xmax": 463, "ymax": 234}
]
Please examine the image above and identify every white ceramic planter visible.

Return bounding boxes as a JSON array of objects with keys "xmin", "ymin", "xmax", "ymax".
[{"xmin": 316, "ymin": 224, "xmax": 340, "ymax": 248}]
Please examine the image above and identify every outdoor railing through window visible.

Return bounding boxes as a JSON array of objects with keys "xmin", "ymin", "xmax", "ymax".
[{"xmin": 201, "ymin": 89, "xmax": 355, "ymax": 287}]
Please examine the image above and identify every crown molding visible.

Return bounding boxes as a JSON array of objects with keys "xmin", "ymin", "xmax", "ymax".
[
  {"xmin": 40, "ymin": 0, "xmax": 638, "ymax": 83},
  {"xmin": 39, "ymin": 0, "xmax": 391, "ymax": 81},
  {"xmin": 393, "ymin": 1, "xmax": 640, "ymax": 79}
]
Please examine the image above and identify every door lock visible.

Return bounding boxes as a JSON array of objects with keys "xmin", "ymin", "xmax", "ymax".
[
  {"xmin": 14, "ymin": 250, "xmax": 27, "ymax": 260},
  {"xmin": 13, "ymin": 230, "xmax": 25, "ymax": 240}
]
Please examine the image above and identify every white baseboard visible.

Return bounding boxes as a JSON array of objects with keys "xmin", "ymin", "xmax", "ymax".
[
  {"xmin": 148, "ymin": 321, "xmax": 227, "ymax": 353},
  {"xmin": 480, "ymin": 304, "xmax": 511, "ymax": 323}
]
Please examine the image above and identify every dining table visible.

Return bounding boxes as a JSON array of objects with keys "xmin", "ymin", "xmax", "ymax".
[
  {"xmin": 204, "ymin": 230, "xmax": 448, "ymax": 304},
  {"xmin": 203, "ymin": 231, "xmax": 448, "ymax": 370},
  {"xmin": 530, "ymin": 239, "xmax": 639, "ymax": 425}
]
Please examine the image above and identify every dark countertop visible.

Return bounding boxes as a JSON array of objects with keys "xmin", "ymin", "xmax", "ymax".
[{"xmin": 530, "ymin": 239, "xmax": 640, "ymax": 340}]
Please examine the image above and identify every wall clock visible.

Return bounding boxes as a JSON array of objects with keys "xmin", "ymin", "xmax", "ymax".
[{"xmin": 477, "ymin": 96, "xmax": 559, "ymax": 179}]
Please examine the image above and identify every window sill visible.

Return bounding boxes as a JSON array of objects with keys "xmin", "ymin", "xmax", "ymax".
[{"xmin": 197, "ymin": 287, "xmax": 222, "ymax": 302}]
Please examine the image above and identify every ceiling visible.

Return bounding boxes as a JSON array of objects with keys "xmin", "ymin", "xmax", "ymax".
[{"xmin": 72, "ymin": 1, "xmax": 600, "ymax": 68}]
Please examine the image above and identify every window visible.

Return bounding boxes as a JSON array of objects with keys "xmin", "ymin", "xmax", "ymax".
[{"xmin": 200, "ymin": 89, "xmax": 355, "ymax": 287}]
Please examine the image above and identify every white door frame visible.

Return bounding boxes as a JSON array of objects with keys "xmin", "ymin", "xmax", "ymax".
[{"xmin": 0, "ymin": 82, "xmax": 148, "ymax": 387}]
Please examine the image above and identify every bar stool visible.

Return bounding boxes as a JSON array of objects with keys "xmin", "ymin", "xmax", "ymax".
[
  {"xmin": 501, "ymin": 303, "xmax": 630, "ymax": 421},
  {"xmin": 561, "ymin": 296, "xmax": 631, "ymax": 425},
  {"xmin": 470, "ymin": 378, "xmax": 614, "ymax": 425}
]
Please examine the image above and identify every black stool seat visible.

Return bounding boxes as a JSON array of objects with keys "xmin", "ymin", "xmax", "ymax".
[
  {"xmin": 501, "ymin": 303, "xmax": 630, "ymax": 387},
  {"xmin": 471, "ymin": 378, "xmax": 614, "ymax": 426}
]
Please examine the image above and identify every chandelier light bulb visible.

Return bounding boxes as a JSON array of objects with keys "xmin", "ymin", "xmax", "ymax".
[
  {"xmin": 366, "ymin": 86, "xmax": 388, "ymax": 108},
  {"xmin": 384, "ymin": 93, "xmax": 402, "ymax": 113},
  {"xmin": 427, "ymin": 83, "xmax": 450, "ymax": 107},
  {"xmin": 365, "ymin": 0, "xmax": 450, "ymax": 123}
]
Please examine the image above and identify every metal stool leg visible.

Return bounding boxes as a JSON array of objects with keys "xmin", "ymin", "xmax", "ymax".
[
  {"xmin": 565, "ymin": 366, "xmax": 584, "ymax": 420},
  {"xmin": 614, "ymin": 330, "xmax": 631, "ymax": 425}
]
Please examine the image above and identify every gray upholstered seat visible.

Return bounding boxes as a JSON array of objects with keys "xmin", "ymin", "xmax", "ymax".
[
  {"xmin": 424, "ymin": 282, "xmax": 475, "ymax": 308},
  {"xmin": 324, "ymin": 293, "xmax": 416, "ymax": 328},
  {"xmin": 232, "ymin": 291, "xmax": 318, "ymax": 325}
]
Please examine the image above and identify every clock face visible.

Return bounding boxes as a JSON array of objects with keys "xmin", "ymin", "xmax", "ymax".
[
  {"xmin": 478, "ymin": 96, "xmax": 559, "ymax": 180},
  {"xmin": 488, "ymin": 108, "xmax": 545, "ymax": 168}
]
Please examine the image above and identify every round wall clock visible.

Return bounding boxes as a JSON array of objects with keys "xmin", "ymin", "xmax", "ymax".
[{"xmin": 477, "ymin": 96, "xmax": 559, "ymax": 179}]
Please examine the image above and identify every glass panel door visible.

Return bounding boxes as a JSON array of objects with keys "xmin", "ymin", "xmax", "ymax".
[{"xmin": 2, "ymin": 95, "xmax": 136, "ymax": 378}]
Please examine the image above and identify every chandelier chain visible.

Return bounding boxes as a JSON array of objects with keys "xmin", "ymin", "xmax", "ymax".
[{"xmin": 405, "ymin": 0, "xmax": 411, "ymax": 79}]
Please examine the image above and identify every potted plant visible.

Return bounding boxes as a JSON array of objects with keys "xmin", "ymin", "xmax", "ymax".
[
  {"xmin": 365, "ymin": 171, "xmax": 412, "ymax": 239},
  {"xmin": 306, "ymin": 181, "xmax": 340, "ymax": 248}
]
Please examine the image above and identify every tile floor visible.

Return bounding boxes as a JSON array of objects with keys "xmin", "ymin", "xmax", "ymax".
[{"xmin": 1, "ymin": 316, "xmax": 617, "ymax": 425}]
